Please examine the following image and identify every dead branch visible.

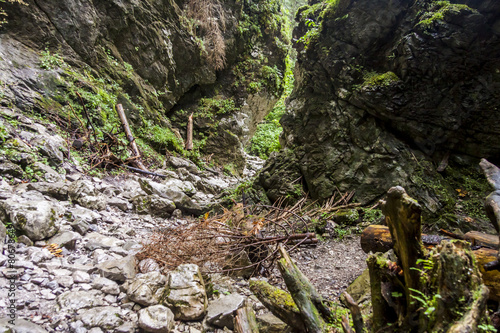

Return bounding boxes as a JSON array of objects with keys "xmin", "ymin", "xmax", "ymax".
[
  {"xmin": 186, "ymin": 113, "xmax": 193, "ymax": 150},
  {"xmin": 116, "ymin": 104, "xmax": 148, "ymax": 171},
  {"xmin": 342, "ymin": 292, "xmax": 365, "ymax": 333}
]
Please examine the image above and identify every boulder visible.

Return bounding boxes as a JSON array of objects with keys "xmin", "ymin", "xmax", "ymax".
[
  {"xmin": 27, "ymin": 181, "xmax": 69, "ymax": 200},
  {"xmin": 67, "ymin": 206, "xmax": 100, "ymax": 224},
  {"xmin": 138, "ymin": 258, "xmax": 161, "ymax": 273},
  {"xmin": 77, "ymin": 306, "xmax": 125, "ymax": 330},
  {"xmin": 32, "ymin": 134, "xmax": 66, "ymax": 165},
  {"xmin": 0, "ymin": 194, "xmax": 63, "ymax": 240},
  {"xmin": 127, "ymin": 271, "xmax": 168, "ymax": 306},
  {"xmin": 205, "ymin": 293, "xmax": 245, "ymax": 329},
  {"xmin": 68, "ymin": 179, "xmax": 106, "ymax": 211},
  {"xmin": 139, "ymin": 179, "xmax": 202, "ymax": 215},
  {"xmin": 132, "ymin": 194, "xmax": 175, "ymax": 218},
  {"xmin": 93, "ymin": 277, "xmax": 120, "ymax": 295},
  {"xmin": 168, "ymin": 156, "xmax": 199, "ymax": 175},
  {"xmin": 138, "ymin": 305, "xmax": 175, "ymax": 333},
  {"xmin": 57, "ymin": 290, "xmax": 105, "ymax": 311},
  {"xmin": 165, "ymin": 263, "xmax": 208, "ymax": 321},
  {"xmin": 107, "ymin": 197, "xmax": 131, "ymax": 211},
  {"xmin": 0, "ymin": 160, "xmax": 23, "ymax": 177},
  {"xmin": 0, "ymin": 317, "xmax": 48, "ymax": 333},
  {"xmin": 96, "ymin": 255, "xmax": 136, "ymax": 282},
  {"xmin": 31, "ymin": 162, "xmax": 64, "ymax": 183}
]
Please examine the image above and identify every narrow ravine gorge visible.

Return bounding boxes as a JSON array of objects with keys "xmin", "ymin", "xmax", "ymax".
[{"xmin": 0, "ymin": 0, "xmax": 500, "ymax": 332}]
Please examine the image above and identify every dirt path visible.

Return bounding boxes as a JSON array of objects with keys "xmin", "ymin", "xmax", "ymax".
[{"xmin": 269, "ymin": 234, "xmax": 368, "ymax": 302}]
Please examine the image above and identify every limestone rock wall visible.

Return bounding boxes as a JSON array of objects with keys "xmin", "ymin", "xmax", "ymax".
[
  {"xmin": 1, "ymin": 0, "xmax": 288, "ymax": 172},
  {"xmin": 261, "ymin": 0, "xmax": 500, "ymax": 214}
]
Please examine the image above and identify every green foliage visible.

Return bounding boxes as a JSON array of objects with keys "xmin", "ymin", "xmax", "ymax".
[
  {"xmin": 361, "ymin": 71, "xmax": 400, "ymax": 88},
  {"xmin": 249, "ymin": 55, "xmax": 294, "ymax": 159},
  {"xmin": 38, "ymin": 49, "xmax": 177, "ymax": 171},
  {"xmin": 199, "ymin": 97, "xmax": 239, "ymax": 118},
  {"xmin": 250, "ymin": 122, "xmax": 282, "ymax": 159},
  {"xmin": 137, "ymin": 120, "xmax": 184, "ymax": 154},
  {"xmin": 360, "ymin": 207, "xmax": 384, "ymax": 224},
  {"xmin": 417, "ymin": 1, "xmax": 475, "ymax": 29},
  {"xmin": 478, "ymin": 324, "xmax": 497, "ymax": 333},
  {"xmin": 0, "ymin": 121, "xmax": 8, "ymax": 143},
  {"xmin": 40, "ymin": 49, "xmax": 66, "ymax": 70},
  {"xmin": 409, "ymin": 288, "xmax": 441, "ymax": 319}
]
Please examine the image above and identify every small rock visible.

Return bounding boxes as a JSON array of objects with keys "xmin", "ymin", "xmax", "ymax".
[
  {"xmin": 138, "ymin": 258, "xmax": 160, "ymax": 273},
  {"xmin": 97, "ymin": 255, "xmax": 136, "ymax": 282},
  {"xmin": 55, "ymin": 275, "xmax": 74, "ymax": 288},
  {"xmin": 205, "ymin": 293, "xmax": 245, "ymax": 329},
  {"xmin": 138, "ymin": 304, "xmax": 175, "ymax": 333},
  {"xmin": 256, "ymin": 312, "xmax": 288, "ymax": 333},
  {"xmin": 17, "ymin": 235, "xmax": 33, "ymax": 246},
  {"xmin": 72, "ymin": 271, "xmax": 91, "ymax": 283},
  {"xmin": 48, "ymin": 231, "xmax": 81, "ymax": 250}
]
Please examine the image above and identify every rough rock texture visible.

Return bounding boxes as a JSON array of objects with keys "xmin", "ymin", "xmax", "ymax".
[
  {"xmin": 1, "ymin": 0, "xmax": 288, "ymax": 171},
  {"xmin": 205, "ymin": 293, "xmax": 245, "ymax": 329},
  {"xmin": 138, "ymin": 305, "xmax": 175, "ymax": 333},
  {"xmin": 0, "ymin": 193, "xmax": 63, "ymax": 241},
  {"xmin": 165, "ymin": 264, "xmax": 208, "ymax": 321},
  {"xmin": 261, "ymin": 0, "xmax": 500, "ymax": 210},
  {"xmin": 97, "ymin": 255, "xmax": 136, "ymax": 282},
  {"xmin": 127, "ymin": 271, "xmax": 168, "ymax": 306}
]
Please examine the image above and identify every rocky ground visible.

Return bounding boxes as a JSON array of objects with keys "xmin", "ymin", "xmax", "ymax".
[{"xmin": 0, "ymin": 107, "xmax": 367, "ymax": 332}]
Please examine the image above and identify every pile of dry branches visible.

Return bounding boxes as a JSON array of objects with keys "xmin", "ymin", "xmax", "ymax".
[{"xmin": 138, "ymin": 191, "xmax": 359, "ymax": 276}]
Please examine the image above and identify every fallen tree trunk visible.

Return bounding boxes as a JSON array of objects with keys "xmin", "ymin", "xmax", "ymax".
[
  {"xmin": 277, "ymin": 244, "xmax": 330, "ymax": 333},
  {"xmin": 361, "ymin": 225, "xmax": 499, "ymax": 253},
  {"xmin": 249, "ymin": 279, "xmax": 306, "ymax": 332}
]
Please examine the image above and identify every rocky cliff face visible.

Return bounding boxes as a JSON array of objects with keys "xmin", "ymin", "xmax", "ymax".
[
  {"xmin": 260, "ymin": 0, "xmax": 500, "ymax": 222},
  {"xmin": 1, "ymin": 0, "xmax": 288, "ymax": 173}
]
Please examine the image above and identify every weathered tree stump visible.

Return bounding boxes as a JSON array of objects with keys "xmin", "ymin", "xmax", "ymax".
[
  {"xmin": 365, "ymin": 187, "xmax": 492, "ymax": 332},
  {"xmin": 360, "ymin": 225, "xmax": 500, "ymax": 300},
  {"xmin": 379, "ymin": 186, "xmax": 424, "ymax": 315}
]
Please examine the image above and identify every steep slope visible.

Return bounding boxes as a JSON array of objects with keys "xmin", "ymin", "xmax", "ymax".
[
  {"xmin": 0, "ymin": 0, "xmax": 288, "ymax": 173},
  {"xmin": 260, "ymin": 0, "xmax": 500, "ymax": 223}
]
